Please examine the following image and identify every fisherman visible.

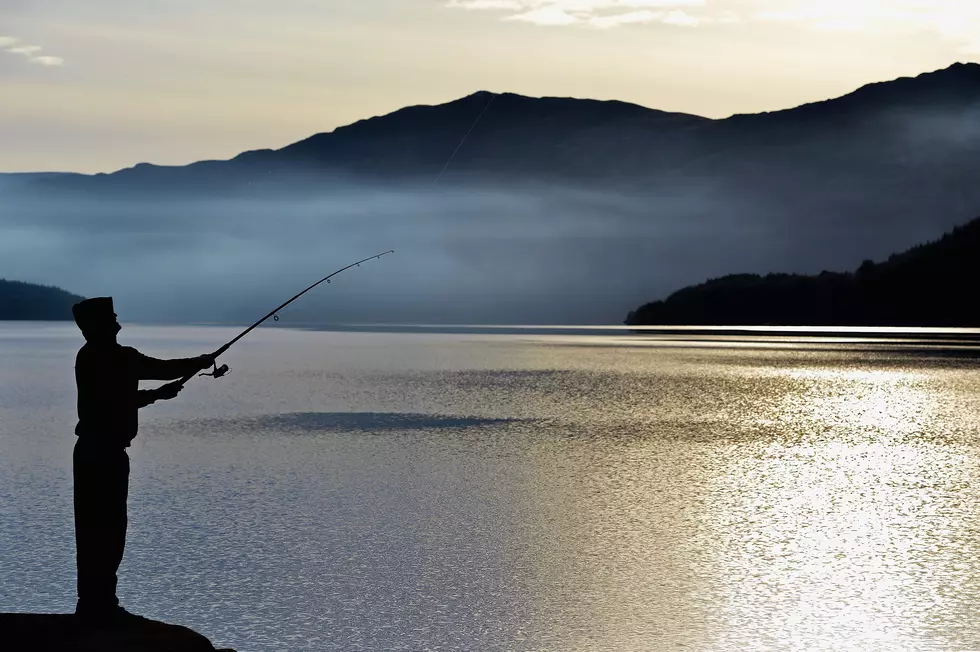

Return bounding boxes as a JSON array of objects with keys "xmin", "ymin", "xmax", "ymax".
[{"xmin": 71, "ymin": 296, "xmax": 215, "ymax": 621}]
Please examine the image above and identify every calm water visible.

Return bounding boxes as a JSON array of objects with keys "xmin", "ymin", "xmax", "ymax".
[{"xmin": 3, "ymin": 323, "xmax": 980, "ymax": 652}]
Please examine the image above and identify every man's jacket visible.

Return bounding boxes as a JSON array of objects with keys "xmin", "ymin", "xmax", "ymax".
[{"xmin": 75, "ymin": 344, "xmax": 202, "ymax": 448}]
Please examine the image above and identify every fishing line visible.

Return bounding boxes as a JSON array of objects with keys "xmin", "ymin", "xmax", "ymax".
[
  {"xmin": 179, "ymin": 250, "xmax": 394, "ymax": 387},
  {"xmin": 184, "ymin": 93, "xmax": 495, "ymax": 387},
  {"xmin": 433, "ymin": 92, "xmax": 497, "ymax": 185}
]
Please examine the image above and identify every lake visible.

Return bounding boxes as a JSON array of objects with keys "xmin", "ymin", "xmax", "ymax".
[{"xmin": 3, "ymin": 322, "xmax": 980, "ymax": 651}]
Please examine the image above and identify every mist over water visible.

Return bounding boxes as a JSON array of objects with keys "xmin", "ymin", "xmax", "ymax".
[
  {"xmin": 4, "ymin": 64, "xmax": 980, "ymax": 325},
  {"xmin": 2, "ymin": 177, "xmax": 972, "ymax": 324}
]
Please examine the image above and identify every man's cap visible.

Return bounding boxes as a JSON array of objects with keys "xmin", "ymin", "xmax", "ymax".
[{"xmin": 72, "ymin": 297, "xmax": 116, "ymax": 330}]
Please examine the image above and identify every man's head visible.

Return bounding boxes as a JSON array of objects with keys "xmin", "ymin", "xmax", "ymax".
[{"xmin": 72, "ymin": 297, "xmax": 121, "ymax": 342}]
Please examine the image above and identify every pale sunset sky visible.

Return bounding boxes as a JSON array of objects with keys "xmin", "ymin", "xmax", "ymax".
[{"xmin": 2, "ymin": 0, "xmax": 978, "ymax": 173}]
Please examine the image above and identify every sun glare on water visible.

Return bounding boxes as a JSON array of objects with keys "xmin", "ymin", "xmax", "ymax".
[{"xmin": 697, "ymin": 362, "xmax": 978, "ymax": 650}]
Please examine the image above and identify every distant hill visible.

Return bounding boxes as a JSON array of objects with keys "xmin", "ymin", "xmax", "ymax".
[
  {"xmin": 15, "ymin": 63, "xmax": 980, "ymax": 201},
  {"xmin": 625, "ymin": 215, "xmax": 980, "ymax": 327},
  {"xmin": 16, "ymin": 91, "xmax": 710, "ymax": 195},
  {"xmin": 0, "ymin": 280, "xmax": 85, "ymax": 320},
  {"xmin": 12, "ymin": 63, "xmax": 980, "ymax": 253},
  {"xmin": 0, "ymin": 172, "xmax": 79, "ymax": 191}
]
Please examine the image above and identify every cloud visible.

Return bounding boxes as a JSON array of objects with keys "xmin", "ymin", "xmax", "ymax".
[
  {"xmin": 33, "ymin": 55, "xmax": 65, "ymax": 66},
  {"xmin": 589, "ymin": 10, "xmax": 660, "ymax": 28},
  {"xmin": 7, "ymin": 45, "xmax": 42, "ymax": 55},
  {"xmin": 2, "ymin": 36, "xmax": 64, "ymax": 66},
  {"xmin": 662, "ymin": 9, "xmax": 700, "ymax": 26},
  {"xmin": 447, "ymin": 0, "xmax": 980, "ymax": 49},
  {"xmin": 448, "ymin": 0, "xmax": 707, "ymax": 28},
  {"xmin": 507, "ymin": 6, "xmax": 580, "ymax": 25},
  {"xmin": 446, "ymin": 0, "xmax": 524, "ymax": 8},
  {"xmin": 753, "ymin": 1, "xmax": 980, "ymax": 52}
]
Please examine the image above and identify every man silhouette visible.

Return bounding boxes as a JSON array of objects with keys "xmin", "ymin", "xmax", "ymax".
[{"xmin": 71, "ymin": 297, "xmax": 214, "ymax": 621}]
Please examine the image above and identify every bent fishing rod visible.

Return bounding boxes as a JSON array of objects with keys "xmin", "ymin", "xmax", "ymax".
[
  {"xmin": 177, "ymin": 249, "xmax": 394, "ymax": 387},
  {"xmin": 174, "ymin": 93, "xmax": 489, "ymax": 388}
]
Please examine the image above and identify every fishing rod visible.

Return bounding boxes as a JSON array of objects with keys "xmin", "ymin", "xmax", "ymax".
[
  {"xmin": 178, "ymin": 249, "xmax": 394, "ymax": 387},
  {"xmin": 176, "ymin": 95, "xmax": 490, "ymax": 388}
]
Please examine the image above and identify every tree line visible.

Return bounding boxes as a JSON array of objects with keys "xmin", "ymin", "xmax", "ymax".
[{"xmin": 626, "ymin": 216, "xmax": 980, "ymax": 327}]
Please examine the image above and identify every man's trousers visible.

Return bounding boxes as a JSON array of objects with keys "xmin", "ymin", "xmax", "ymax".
[{"xmin": 73, "ymin": 439, "xmax": 129, "ymax": 614}]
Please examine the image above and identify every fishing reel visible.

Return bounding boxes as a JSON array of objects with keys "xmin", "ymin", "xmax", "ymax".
[{"xmin": 199, "ymin": 362, "xmax": 231, "ymax": 379}]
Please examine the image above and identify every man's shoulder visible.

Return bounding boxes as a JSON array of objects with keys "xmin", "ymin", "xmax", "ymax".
[
  {"xmin": 119, "ymin": 346, "xmax": 148, "ymax": 364},
  {"xmin": 76, "ymin": 343, "xmax": 133, "ymax": 363}
]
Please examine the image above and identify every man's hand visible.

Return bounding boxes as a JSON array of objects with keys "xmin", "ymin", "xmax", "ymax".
[
  {"xmin": 196, "ymin": 354, "xmax": 216, "ymax": 370},
  {"xmin": 155, "ymin": 380, "xmax": 184, "ymax": 401}
]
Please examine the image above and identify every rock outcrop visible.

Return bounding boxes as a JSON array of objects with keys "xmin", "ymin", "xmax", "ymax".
[{"xmin": 0, "ymin": 613, "xmax": 237, "ymax": 652}]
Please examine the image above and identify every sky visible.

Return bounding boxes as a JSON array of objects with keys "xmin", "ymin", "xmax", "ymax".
[{"xmin": 2, "ymin": 0, "xmax": 979, "ymax": 173}]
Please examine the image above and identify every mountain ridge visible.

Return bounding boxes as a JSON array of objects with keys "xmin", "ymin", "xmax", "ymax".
[{"xmin": 7, "ymin": 61, "xmax": 977, "ymax": 190}]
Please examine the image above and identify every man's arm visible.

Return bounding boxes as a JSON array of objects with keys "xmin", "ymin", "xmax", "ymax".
[
  {"xmin": 137, "ymin": 389, "xmax": 160, "ymax": 408},
  {"xmin": 136, "ymin": 381, "xmax": 184, "ymax": 408},
  {"xmin": 131, "ymin": 349, "xmax": 214, "ymax": 380}
]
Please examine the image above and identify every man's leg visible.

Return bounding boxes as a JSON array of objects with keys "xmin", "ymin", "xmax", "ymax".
[{"xmin": 73, "ymin": 441, "xmax": 129, "ymax": 616}]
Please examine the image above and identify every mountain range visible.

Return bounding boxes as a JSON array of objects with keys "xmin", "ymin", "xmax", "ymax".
[
  {"xmin": 4, "ymin": 62, "xmax": 980, "ymax": 324},
  {"xmin": 8, "ymin": 62, "xmax": 980, "ymax": 198}
]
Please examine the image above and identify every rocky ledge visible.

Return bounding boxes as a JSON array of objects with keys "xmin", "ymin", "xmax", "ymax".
[{"xmin": 0, "ymin": 613, "xmax": 237, "ymax": 652}]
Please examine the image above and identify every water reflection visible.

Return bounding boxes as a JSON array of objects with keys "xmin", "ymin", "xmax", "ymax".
[
  {"xmin": 4, "ymin": 324, "xmax": 980, "ymax": 651},
  {"xmin": 774, "ymin": 366, "xmax": 938, "ymax": 438},
  {"xmin": 701, "ymin": 364, "xmax": 980, "ymax": 651},
  {"xmin": 187, "ymin": 412, "xmax": 531, "ymax": 433},
  {"xmin": 517, "ymin": 433, "xmax": 722, "ymax": 650}
]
